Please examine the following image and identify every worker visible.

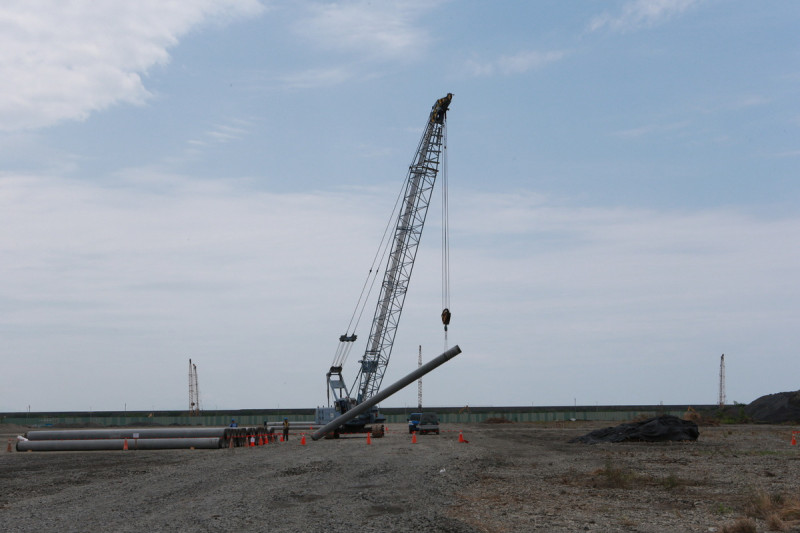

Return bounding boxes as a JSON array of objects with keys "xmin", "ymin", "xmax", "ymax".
[
  {"xmin": 230, "ymin": 419, "xmax": 238, "ymax": 428},
  {"xmin": 282, "ymin": 417, "xmax": 290, "ymax": 441}
]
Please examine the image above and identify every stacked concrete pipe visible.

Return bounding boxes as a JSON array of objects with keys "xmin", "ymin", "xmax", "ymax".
[{"xmin": 17, "ymin": 427, "xmax": 237, "ymax": 451}]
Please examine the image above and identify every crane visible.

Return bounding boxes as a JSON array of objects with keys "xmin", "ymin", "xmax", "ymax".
[
  {"xmin": 316, "ymin": 93, "xmax": 453, "ymax": 437},
  {"xmin": 188, "ymin": 358, "xmax": 200, "ymax": 416}
]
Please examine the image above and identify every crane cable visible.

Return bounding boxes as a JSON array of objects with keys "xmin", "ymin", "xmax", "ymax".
[
  {"xmin": 332, "ymin": 180, "xmax": 407, "ymax": 369},
  {"xmin": 440, "ymin": 122, "xmax": 451, "ymax": 349}
]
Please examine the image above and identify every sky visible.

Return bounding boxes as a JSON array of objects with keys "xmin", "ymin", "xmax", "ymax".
[{"xmin": 1, "ymin": 0, "xmax": 799, "ymax": 413}]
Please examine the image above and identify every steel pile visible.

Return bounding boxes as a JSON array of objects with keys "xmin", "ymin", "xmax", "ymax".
[{"xmin": 16, "ymin": 426, "xmax": 282, "ymax": 452}]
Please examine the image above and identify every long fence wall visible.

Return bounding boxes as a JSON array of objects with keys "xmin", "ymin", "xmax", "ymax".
[{"xmin": 1, "ymin": 405, "xmax": 714, "ymax": 428}]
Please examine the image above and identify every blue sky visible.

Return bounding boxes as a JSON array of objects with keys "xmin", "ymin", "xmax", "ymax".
[{"xmin": 1, "ymin": 0, "xmax": 798, "ymax": 412}]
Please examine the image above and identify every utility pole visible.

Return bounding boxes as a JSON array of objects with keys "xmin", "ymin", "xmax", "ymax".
[
  {"xmin": 718, "ymin": 354, "xmax": 726, "ymax": 409},
  {"xmin": 417, "ymin": 345, "xmax": 423, "ymax": 410}
]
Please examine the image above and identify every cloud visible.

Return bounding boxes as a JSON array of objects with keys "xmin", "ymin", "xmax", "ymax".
[
  {"xmin": 3, "ymin": 174, "xmax": 799, "ymax": 409},
  {"xmin": 589, "ymin": 0, "xmax": 700, "ymax": 33},
  {"xmin": 296, "ymin": 1, "xmax": 435, "ymax": 62},
  {"xmin": 466, "ymin": 50, "xmax": 566, "ymax": 77},
  {"xmin": 447, "ymin": 191, "xmax": 800, "ymax": 405},
  {"xmin": 277, "ymin": 66, "xmax": 354, "ymax": 90},
  {"xmin": 614, "ymin": 120, "xmax": 690, "ymax": 138},
  {"xmin": 0, "ymin": 0, "xmax": 265, "ymax": 131},
  {"xmin": 187, "ymin": 118, "xmax": 254, "ymax": 147},
  {"xmin": 275, "ymin": 0, "xmax": 439, "ymax": 88}
]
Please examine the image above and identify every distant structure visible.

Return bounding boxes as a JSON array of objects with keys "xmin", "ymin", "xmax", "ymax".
[
  {"xmin": 417, "ymin": 345, "xmax": 423, "ymax": 410},
  {"xmin": 189, "ymin": 359, "xmax": 201, "ymax": 416},
  {"xmin": 718, "ymin": 354, "xmax": 726, "ymax": 409}
]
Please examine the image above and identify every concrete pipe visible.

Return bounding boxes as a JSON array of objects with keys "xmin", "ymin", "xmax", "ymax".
[
  {"xmin": 16, "ymin": 437, "xmax": 221, "ymax": 452},
  {"xmin": 26, "ymin": 428, "xmax": 227, "ymax": 441}
]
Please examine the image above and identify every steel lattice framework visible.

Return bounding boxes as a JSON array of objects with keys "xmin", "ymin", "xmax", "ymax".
[{"xmin": 352, "ymin": 95, "xmax": 451, "ymax": 403}]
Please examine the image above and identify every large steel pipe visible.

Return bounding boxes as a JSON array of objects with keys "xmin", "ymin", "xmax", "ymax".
[
  {"xmin": 16, "ymin": 437, "xmax": 221, "ymax": 452},
  {"xmin": 17, "ymin": 439, "xmax": 124, "ymax": 451},
  {"xmin": 311, "ymin": 345, "xmax": 461, "ymax": 440},
  {"xmin": 133, "ymin": 438, "xmax": 220, "ymax": 450},
  {"xmin": 26, "ymin": 427, "xmax": 226, "ymax": 441},
  {"xmin": 266, "ymin": 422, "xmax": 321, "ymax": 428}
]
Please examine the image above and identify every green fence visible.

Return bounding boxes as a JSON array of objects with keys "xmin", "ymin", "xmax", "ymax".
[{"xmin": 1, "ymin": 405, "xmax": 709, "ymax": 428}]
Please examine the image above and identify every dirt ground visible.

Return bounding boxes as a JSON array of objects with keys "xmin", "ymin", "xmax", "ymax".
[{"xmin": 2, "ymin": 422, "xmax": 800, "ymax": 532}]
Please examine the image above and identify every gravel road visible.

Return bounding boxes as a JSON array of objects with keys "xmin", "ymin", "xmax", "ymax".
[{"xmin": 2, "ymin": 422, "xmax": 800, "ymax": 532}]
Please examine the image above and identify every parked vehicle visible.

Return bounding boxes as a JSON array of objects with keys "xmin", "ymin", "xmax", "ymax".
[{"xmin": 408, "ymin": 412, "xmax": 440, "ymax": 435}]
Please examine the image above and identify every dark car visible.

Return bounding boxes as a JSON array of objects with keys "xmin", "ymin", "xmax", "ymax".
[{"xmin": 407, "ymin": 412, "xmax": 440, "ymax": 435}]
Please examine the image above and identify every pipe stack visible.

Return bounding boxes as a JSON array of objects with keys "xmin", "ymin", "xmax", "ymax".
[{"xmin": 16, "ymin": 426, "xmax": 273, "ymax": 452}]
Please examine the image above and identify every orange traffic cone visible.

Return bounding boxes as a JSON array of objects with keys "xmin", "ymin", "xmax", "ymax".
[
  {"xmin": 250, "ymin": 436, "xmax": 256, "ymax": 447},
  {"xmin": 301, "ymin": 434, "xmax": 307, "ymax": 446},
  {"xmin": 280, "ymin": 434, "xmax": 284, "ymax": 442},
  {"xmin": 366, "ymin": 432, "xmax": 372, "ymax": 445},
  {"xmin": 458, "ymin": 432, "xmax": 469, "ymax": 444},
  {"xmin": 123, "ymin": 438, "xmax": 129, "ymax": 451},
  {"xmin": 228, "ymin": 437, "xmax": 234, "ymax": 449},
  {"xmin": 792, "ymin": 433, "xmax": 797, "ymax": 446},
  {"xmin": 7, "ymin": 439, "xmax": 13, "ymax": 453},
  {"xmin": 412, "ymin": 431, "xmax": 417, "ymax": 444}
]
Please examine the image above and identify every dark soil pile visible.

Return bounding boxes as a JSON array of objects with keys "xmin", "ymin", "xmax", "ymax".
[
  {"xmin": 744, "ymin": 390, "xmax": 800, "ymax": 423},
  {"xmin": 568, "ymin": 415, "xmax": 699, "ymax": 444}
]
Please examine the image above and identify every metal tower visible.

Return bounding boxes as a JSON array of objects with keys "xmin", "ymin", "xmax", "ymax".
[
  {"xmin": 718, "ymin": 354, "xmax": 725, "ymax": 408},
  {"xmin": 189, "ymin": 359, "xmax": 200, "ymax": 416}
]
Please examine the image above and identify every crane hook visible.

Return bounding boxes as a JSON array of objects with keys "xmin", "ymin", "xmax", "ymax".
[{"xmin": 441, "ymin": 308, "xmax": 451, "ymax": 331}]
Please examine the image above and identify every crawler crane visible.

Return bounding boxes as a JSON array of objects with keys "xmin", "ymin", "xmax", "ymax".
[{"xmin": 315, "ymin": 93, "xmax": 453, "ymax": 437}]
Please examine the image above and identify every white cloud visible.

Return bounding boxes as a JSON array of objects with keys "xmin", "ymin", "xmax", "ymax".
[
  {"xmin": 466, "ymin": 50, "xmax": 566, "ymax": 77},
  {"xmin": 444, "ymin": 190, "xmax": 800, "ymax": 405},
  {"xmin": 276, "ymin": 0, "xmax": 440, "ymax": 88},
  {"xmin": 732, "ymin": 95, "xmax": 770, "ymax": 109},
  {"xmin": 189, "ymin": 118, "xmax": 254, "ymax": 147},
  {"xmin": 2, "ymin": 174, "xmax": 799, "ymax": 409},
  {"xmin": 589, "ymin": 0, "xmax": 700, "ymax": 33},
  {"xmin": 296, "ymin": 1, "xmax": 435, "ymax": 62},
  {"xmin": 277, "ymin": 66, "xmax": 354, "ymax": 90},
  {"xmin": 0, "ymin": 0, "xmax": 265, "ymax": 131},
  {"xmin": 614, "ymin": 120, "xmax": 690, "ymax": 138}
]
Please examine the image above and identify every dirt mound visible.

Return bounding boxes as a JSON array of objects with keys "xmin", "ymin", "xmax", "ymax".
[
  {"xmin": 568, "ymin": 415, "xmax": 699, "ymax": 444},
  {"xmin": 744, "ymin": 390, "xmax": 800, "ymax": 423}
]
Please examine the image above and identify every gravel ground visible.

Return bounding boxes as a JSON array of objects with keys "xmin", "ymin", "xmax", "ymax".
[{"xmin": 2, "ymin": 422, "xmax": 800, "ymax": 532}]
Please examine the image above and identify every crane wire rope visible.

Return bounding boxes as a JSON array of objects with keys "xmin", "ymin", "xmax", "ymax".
[
  {"xmin": 441, "ymin": 122, "xmax": 451, "ymax": 349},
  {"xmin": 332, "ymin": 180, "xmax": 407, "ymax": 369}
]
